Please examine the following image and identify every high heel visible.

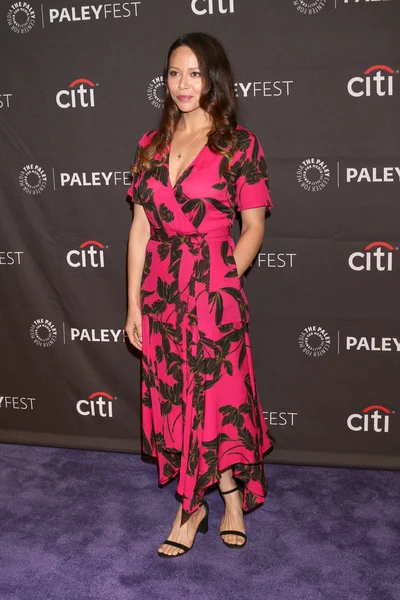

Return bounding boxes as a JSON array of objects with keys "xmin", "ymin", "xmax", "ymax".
[
  {"xmin": 219, "ymin": 486, "xmax": 247, "ymax": 549},
  {"xmin": 157, "ymin": 500, "xmax": 209, "ymax": 558}
]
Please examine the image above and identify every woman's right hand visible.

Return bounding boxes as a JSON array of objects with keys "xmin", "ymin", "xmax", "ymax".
[{"xmin": 125, "ymin": 306, "xmax": 142, "ymax": 351}]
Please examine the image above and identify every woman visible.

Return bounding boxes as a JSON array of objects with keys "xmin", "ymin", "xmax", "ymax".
[{"xmin": 125, "ymin": 32, "xmax": 274, "ymax": 558}]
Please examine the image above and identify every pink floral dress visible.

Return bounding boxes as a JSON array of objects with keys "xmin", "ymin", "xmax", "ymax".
[{"xmin": 128, "ymin": 125, "xmax": 274, "ymax": 524}]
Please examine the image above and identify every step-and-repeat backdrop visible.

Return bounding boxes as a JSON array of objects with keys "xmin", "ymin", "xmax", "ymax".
[{"xmin": 1, "ymin": 0, "xmax": 399, "ymax": 469}]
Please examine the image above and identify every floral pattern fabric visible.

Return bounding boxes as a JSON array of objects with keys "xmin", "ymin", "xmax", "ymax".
[{"xmin": 127, "ymin": 125, "xmax": 274, "ymax": 524}]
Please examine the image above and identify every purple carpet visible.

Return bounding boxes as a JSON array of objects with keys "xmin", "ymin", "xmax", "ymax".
[{"xmin": 0, "ymin": 443, "xmax": 399, "ymax": 600}]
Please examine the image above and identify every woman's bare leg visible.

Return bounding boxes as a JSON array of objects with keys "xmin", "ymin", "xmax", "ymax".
[
  {"xmin": 158, "ymin": 502, "xmax": 207, "ymax": 556},
  {"xmin": 218, "ymin": 468, "xmax": 246, "ymax": 546}
]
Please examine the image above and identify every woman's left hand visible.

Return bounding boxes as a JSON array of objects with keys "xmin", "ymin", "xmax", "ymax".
[{"xmin": 233, "ymin": 207, "xmax": 266, "ymax": 276}]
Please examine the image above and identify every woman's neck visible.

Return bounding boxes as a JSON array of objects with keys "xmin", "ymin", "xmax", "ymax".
[{"xmin": 176, "ymin": 109, "xmax": 213, "ymax": 135}]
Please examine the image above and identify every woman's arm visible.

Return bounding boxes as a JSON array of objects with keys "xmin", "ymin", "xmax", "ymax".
[
  {"xmin": 125, "ymin": 204, "xmax": 150, "ymax": 350},
  {"xmin": 233, "ymin": 207, "xmax": 265, "ymax": 278}
]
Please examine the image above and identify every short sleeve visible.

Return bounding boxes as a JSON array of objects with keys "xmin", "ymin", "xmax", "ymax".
[{"xmin": 235, "ymin": 132, "xmax": 273, "ymax": 212}]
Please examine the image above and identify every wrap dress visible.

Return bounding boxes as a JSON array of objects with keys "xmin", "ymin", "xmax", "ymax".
[{"xmin": 127, "ymin": 125, "xmax": 274, "ymax": 525}]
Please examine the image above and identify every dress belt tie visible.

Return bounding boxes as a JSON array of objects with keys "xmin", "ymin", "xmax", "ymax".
[
  {"xmin": 149, "ymin": 226, "xmax": 231, "ymax": 296},
  {"xmin": 149, "ymin": 226, "xmax": 231, "ymax": 243}
]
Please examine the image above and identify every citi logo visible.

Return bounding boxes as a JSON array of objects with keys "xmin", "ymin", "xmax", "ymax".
[
  {"xmin": 347, "ymin": 65, "xmax": 395, "ymax": 97},
  {"xmin": 191, "ymin": 0, "xmax": 235, "ymax": 15},
  {"xmin": 56, "ymin": 78, "xmax": 97, "ymax": 109},
  {"xmin": 348, "ymin": 241, "xmax": 395, "ymax": 271},
  {"xmin": 66, "ymin": 240, "xmax": 106, "ymax": 268},
  {"xmin": 76, "ymin": 391, "xmax": 114, "ymax": 418},
  {"xmin": 347, "ymin": 405, "xmax": 392, "ymax": 433}
]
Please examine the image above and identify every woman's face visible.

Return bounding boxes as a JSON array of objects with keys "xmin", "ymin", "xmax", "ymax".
[{"xmin": 167, "ymin": 45, "xmax": 204, "ymax": 113}]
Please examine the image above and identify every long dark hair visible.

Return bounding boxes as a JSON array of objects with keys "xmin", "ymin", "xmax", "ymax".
[{"xmin": 134, "ymin": 32, "xmax": 238, "ymax": 173}]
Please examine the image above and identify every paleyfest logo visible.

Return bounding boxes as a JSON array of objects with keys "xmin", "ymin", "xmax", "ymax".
[
  {"xmin": 19, "ymin": 165, "xmax": 48, "ymax": 195},
  {"xmin": 59, "ymin": 170, "xmax": 130, "ymax": 187},
  {"xmin": 47, "ymin": 3, "xmax": 141, "ymax": 23},
  {"xmin": 346, "ymin": 336, "xmax": 400, "ymax": 352},
  {"xmin": 340, "ymin": 0, "xmax": 394, "ymax": 5},
  {"xmin": 147, "ymin": 76, "xmax": 165, "ymax": 109},
  {"xmin": 297, "ymin": 158, "xmax": 330, "ymax": 192},
  {"xmin": 7, "ymin": 2, "xmax": 35, "ymax": 34},
  {"xmin": 0, "ymin": 394, "xmax": 36, "ymax": 410},
  {"xmin": 335, "ymin": 0, "xmax": 393, "ymax": 8},
  {"xmin": 234, "ymin": 80, "xmax": 294, "ymax": 98},
  {"xmin": 257, "ymin": 252, "xmax": 297, "ymax": 268},
  {"xmin": 19, "ymin": 165, "xmax": 130, "ymax": 193},
  {"xmin": 263, "ymin": 411, "xmax": 298, "ymax": 427},
  {"xmin": 0, "ymin": 251, "xmax": 24, "ymax": 266},
  {"xmin": 293, "ymin": 0, "xmax": 327, "ymax": 15},
  {"xmin": 7, "ymin": 3, "xmax": 142, "ymax": 31},
  {"xmin": 345, "ymin": 165, "xmax": 400, "ymax": 183},
  {"xmin": 69, "ymin": 327, "xmax": 126, "ymax": 342},
  {"xmin": 56, "ymin": 78, "xmax": 97, "ymax": 109},
  {"xmin": 0, "ymin": 93, "xmax": 13, "ymax": 108}
]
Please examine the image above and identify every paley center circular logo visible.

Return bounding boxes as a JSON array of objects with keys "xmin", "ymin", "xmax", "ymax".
[
  {"xmin": 299, "ymin": 325, "xmax": 331, "ymax": 357},
  {"xmin": 297, "ymin": 158, "xmax": 330, "ymax": 192},
  {"xmin": 19, "ymin": 165, "xmax": 48, "ymax": 195},
  {"xmin": 30, "ymin": 319, "xmax": 57, "ymax": 347},
  {"xmin": 147, "ymin": 76, "xmax": 165, "ymax": 109},
  {"xmin": 7, "ymin": 2, "xmax": 35, "ymax": 33},
  {"xmin": 293, "ymin": 0, "xmax": 326, "ymax": 15}
]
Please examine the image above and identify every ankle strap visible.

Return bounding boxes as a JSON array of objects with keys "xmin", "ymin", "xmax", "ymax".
[{"xmin": 220, "ymin": 486, "xmax": 240, "ymax": 495}]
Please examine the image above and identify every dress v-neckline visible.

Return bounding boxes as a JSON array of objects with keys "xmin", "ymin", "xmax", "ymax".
[{"xmin": 167, "ymin": 143, "xmax": 208, "ymax": 190}]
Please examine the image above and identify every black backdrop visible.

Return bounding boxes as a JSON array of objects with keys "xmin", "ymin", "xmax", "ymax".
[{"xmin": 1, "ymin": 0, "xmax": 399, "ymax": 469}]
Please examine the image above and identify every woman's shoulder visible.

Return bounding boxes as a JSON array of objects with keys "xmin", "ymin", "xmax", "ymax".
[
  {"xmin": 234, "ymin": 124, "xmax": 259, "ymax": 143},
  {"xmin": 232, "ymin": 125, "xmax": 262, "ymax": 156},
  {"xmin": 137, "ymin": 128, "xmax": 159, "ymax": 147}
]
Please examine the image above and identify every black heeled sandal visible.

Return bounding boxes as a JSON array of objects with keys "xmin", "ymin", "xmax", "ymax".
[
  {"xmin": 157, "ymin": 500, "xmax": 209, "ymax": 558},
  {"xmin": 219, "ymin": 486, "xmax": 247, "ymax": 549}
]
